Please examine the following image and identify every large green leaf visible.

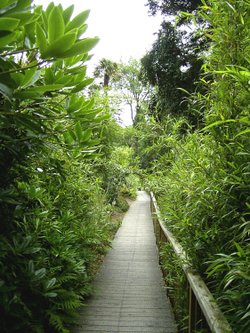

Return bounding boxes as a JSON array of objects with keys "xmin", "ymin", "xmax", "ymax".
[
  {"xmin": 22, "ymin": 69, "xmax": 41, "ymax": 88},
  {"xmin": 41, "ymin": 31, "xmax": 77, "ymax": 59},
  {"xmin": 36, "ymin": 23, "xmax": 47, "ymax": 55},
  {"xmin": 24, "ymin": 20, "xmax": 36, "ymax": 45},
  {"xmin": 63, "ymin": 130, "xmax": 74, "ymax": 144},
  {"xmin": 14, "ymin": 115, "xmax": 44, "ymax": 133},
  {"xmin": 14, "ymin": 84, "xmax": 64, "ymax": 99},
  {"xmin": 65, "ymin": 10, "xmax": 90, "ymax": 32},
  {"xmin": 60, "ymin": 37, "xmax": 99, "ymax": 58},
  {"xmin": 95, "ymin": 113, "xmax": 111, "ymax": 122},
  {"xmin": 44, "ymin": 67, "xmax": 54, "ymax": 84},
  {"xmin": 71, "ymin": 73, "xmax": 86, "ymax": 85},
  {"xmin": 10, "ymin": 72, "xmax": 24, "ymax": 86},
  {"xmin": 45, "ymin": 2, "xmax": 54, "ymax": 21},
  {"xmin": 64, "ymin": 54, "xmax": 88, "ymax": 67},
  {"xmin": 0, "ymin": 1, "xmax": 25, "ymax": 14},
  {"xmin": 10, "ymin": 0, "xmax": 32, "ymax": 12},
  {"xmin": 48, "ymin": 6, "xmax": 65, "ymax": 44},
  {"xmin": 80, "ymin": 98, "xmax": 95, "ymax": 111},
  {"xmin": 66, "ymin": 96, "xmax": 85, "ymax": 113},
  {"xmin": 0, "ymin": 17, "xmax": 20, "ymax": 31},
  {"xmin": 77, "ymin": 24, "xmax": 88, "ymax": 38},
  {"xmin": 0, "ymin": 82, "xmax": 12, "ymax": 100},
  {"xmin": 71, "ymin": 78, "xmax": 94, "ymax": 93},
  {"xmin": 77, "ymin": 108, "xmax": 102, "ymax": 121},
  {"xmin": 65, "ymin": 65, "xmax": 86, "ymax": 76},
  {"xmin": 34, "ymin": 268, "xmax": 46, "ymax": 279},
  {"xmin": 75, "ymin": 121, "xmax": 83, "ymax": 141},
  {"xmin": 54, "ymin": 76, "xmax": 72, "ymax": 86},
  {"xmin": 0, "ymin": 31, "xmax": 17, "ymax": 48},
  {"xmin": 87, "ymin": 139, "xmax": 100, "ymax": 146},
  {"xmin": 63, "ymin": 5, "xmax": 74, "ymax": 24},
  {"xmin": 11, "ymin": 69, "xmax": 41, "ymax": 89},
  {"xmin": 8, "ymin": 12, "xmax": 35, "ymax": 26},
  {"xmin": 0, "ymin": 0, "xmax": 9, "ymax": 10},
  {"xmin": 81, "ymin": 128, "xmax": 92, "ymax": 142}
]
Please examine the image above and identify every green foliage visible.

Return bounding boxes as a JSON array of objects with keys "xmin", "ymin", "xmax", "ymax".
[
  {"xmin": 135, "ymin": 1, "xmax": 250, "ymax": 331},
  {"xmin": 144, "ymin": 115, "xmax": 249, "ymax": 331},
  {"xmin": 96, "ymin": 144, "xmax": 139, "ymax": 208},
  {"xmin": 206, "ymin": 242, "xmax": 250, "ymax": 332},
  {"xmin": 83, "ymin": 91, "xmax": 141, "ymax": 207},
  {"xmin": 111, "ymin": 146, "xmax": 141, "ymax": 199},
  {"xmin": 142, "ymin": 6, "xmax": 205, "ymax": 125},
  {"xmin": 148, "ymin": 132, "xmax": 235, "ymax": 269},
  {"xmin": 114, "ymin": 58, "xmax": 152, "ymax": 124},
  {"xmin": 93, "ymin": 58, "xmax": 152, "ymax": 125},
  {"xmin": 0, "ymin": 148, "xmax": 113, "ymax": 332},
  {"xmin": 160, "ymin": 243, "xmax": 188, "ymax": 332},
  {"xmin": 0, "ymin": 1, "xmax": 120, "ymax": 332},
  {"xmin": 146, "ymin": 0, "xmax": 202, "ymax": 16},
  {"xmin": 134, "ymin": 115, "xmax": 189, "ymax": 171}
]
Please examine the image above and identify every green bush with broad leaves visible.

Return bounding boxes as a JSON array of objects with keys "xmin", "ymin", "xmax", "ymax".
[{"xmin": 0, "ymin": 1, "xmax": 117, "ymax": 332}]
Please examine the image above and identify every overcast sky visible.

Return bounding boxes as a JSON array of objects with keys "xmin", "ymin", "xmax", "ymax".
[
  {"xmin": 34, "ymin": 0, "xmax": 161, "ymax": 126},
  {"xmin": 34, "ymin": 0, "xmax": 162, "ymax": 67}
]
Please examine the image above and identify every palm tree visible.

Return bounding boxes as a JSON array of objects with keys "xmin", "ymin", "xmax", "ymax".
[{"xmin": 94, "ymin": 58, "xmax": 119, "ymax": 87}]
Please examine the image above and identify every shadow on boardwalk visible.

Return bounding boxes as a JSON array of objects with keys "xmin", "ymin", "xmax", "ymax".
[{"xmin": 74, "ymin": 191, "xmax": 176, "ymax": 333}]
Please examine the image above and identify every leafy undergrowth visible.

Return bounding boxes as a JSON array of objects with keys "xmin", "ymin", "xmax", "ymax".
[
  {"xmin": 0, "ymin": 1, "xmax": 139, "ymax": 332},
  {"xmin": 137, "ymin": 1, "xmax": 250, "ymax": 332}
]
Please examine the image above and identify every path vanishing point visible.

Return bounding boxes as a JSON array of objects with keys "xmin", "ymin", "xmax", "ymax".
[{"xmin": 74, "ymin": 191, "xmax": 177, "ymax": 333}]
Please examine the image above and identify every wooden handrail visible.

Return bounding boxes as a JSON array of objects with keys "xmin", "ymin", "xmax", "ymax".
[{"xmin": 150, "ymin": 192, "xmax": 232, "ymax": 333}]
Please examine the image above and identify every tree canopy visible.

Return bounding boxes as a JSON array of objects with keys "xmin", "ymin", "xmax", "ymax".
[
  {"xmin": 141, "ymin": 21, "xmax": 203, "ymax": 124},
  {"xmin": 146, "ymin": 0, "xmax": 202, "ymax": 16}
]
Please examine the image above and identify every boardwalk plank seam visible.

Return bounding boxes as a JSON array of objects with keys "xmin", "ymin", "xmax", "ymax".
[{"xmin": 74, "ymin": 191, "xmax": 176, "ymax": 333}]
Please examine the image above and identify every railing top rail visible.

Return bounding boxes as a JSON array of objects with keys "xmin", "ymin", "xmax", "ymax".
[{"xmin": 150, "ymin": 191, "xmax": 232, "ymax": 333}]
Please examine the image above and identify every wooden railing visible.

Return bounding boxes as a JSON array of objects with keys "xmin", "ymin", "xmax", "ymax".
[{"xmin": 150, "ymin": 192, "xmax": 232, "ymax": 333}]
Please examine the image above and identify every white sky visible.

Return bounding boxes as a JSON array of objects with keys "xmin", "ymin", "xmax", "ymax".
[
  {"xmin": 34, "ymin": 0, "xmax": 162, "ymax": 125},
  {"xmin": 34, "ymin": 0, "xmax": 162, "ymax": 67}
]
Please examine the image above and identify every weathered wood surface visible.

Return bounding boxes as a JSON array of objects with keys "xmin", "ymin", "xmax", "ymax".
[{"xmin": 74, "ymin": 191, "xmax": 176, "ymax": 333}]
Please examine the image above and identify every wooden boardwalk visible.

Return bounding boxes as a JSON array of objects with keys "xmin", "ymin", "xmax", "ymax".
[{"xmin": 74, "ymin": 191, "xmax": 176, "ymax": 333}]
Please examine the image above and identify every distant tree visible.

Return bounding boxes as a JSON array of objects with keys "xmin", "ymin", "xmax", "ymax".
[
  {"xmin": 114, "ymin": 59, "xmax": 152, "ymax": 123},
  {"xmin": 94, "ymin": 58, "xmax": 119, "ymax": 87},
  {"xmin": 141, "ymin": 21, "xmax": 203, "ymax": 123},
  {"xmin": 146, "ymin": 0, "xmax": 202, "ymax": 16},
  {"xmin": 142, "ymin": 0, "xmax": 207, "ymax": 126}
]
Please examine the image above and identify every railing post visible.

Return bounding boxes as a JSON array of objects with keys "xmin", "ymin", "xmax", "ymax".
[
  {"xmin": 156, "ymin": 218, "xmax": 160, "ymax": 244},
  {"xmin": 150, "ymin": 193, "xmax": 157, "ymax": 237},
  {"xmin": 188, "ymin": 283, "xmax": 203, "ymax": 333},
  {"xmin": 188, "ymin": 284, "xmax": 197, "ymax": 333},
  {"xmin": 150, "ymin": 191, "xmax": 233, "ymax": 333}
]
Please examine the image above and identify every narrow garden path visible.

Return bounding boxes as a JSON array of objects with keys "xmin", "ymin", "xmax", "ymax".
[{"xmin": 74, "ymin": 191, "xmax": 176, "ymax": 333}]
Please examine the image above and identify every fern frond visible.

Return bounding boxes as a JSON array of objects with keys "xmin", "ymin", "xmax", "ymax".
[{"xmin": 46, "ymin": 310, "xmax": 70, "ymax": 333}]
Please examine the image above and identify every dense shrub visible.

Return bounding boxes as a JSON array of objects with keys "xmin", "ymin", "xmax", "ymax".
[
  {"xmin": 138, "ymin": 0, "xmax": 250, "ymax": 331},
  {"xmin": 0, "ymin": 1, "xmax": 132, "ymax": 332}
]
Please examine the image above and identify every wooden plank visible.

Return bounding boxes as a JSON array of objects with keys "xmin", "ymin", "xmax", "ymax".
[
  {"xmin": 150, "ymin": 192, "xmax": 232, "ymax": 333},
  {"xmin": 75, "ymin": 191, "xmax": 177, "ymax": 333}
]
